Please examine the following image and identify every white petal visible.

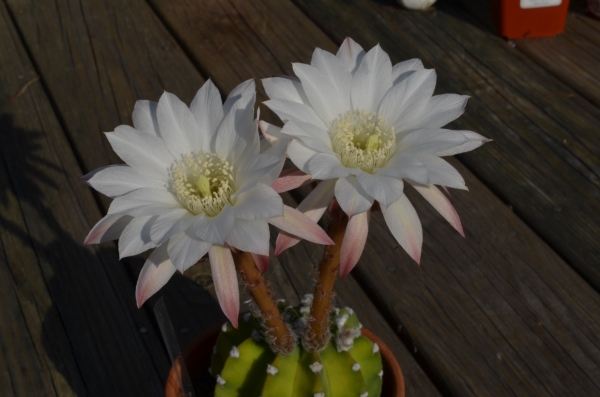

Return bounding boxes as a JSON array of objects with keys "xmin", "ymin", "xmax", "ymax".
[
  {"xmin": 406, "ymin": 94, "xmax": 469, "ymax": 131},
  {"xmin": 132, "ymin": 100, "xmax": 159, "ymax": 136},
  {"xmin": 381, "ymin": 195, "xmax": 422, "ymax": 264},
  {"xmin": 105, "ymin": 126, "xmax": 173, "ymax": 180},
  {"xmin": 191, "ymin": 205, "xmax": 235, "ymax": 244},
  {"xmin": 208, "ymin": 245, "xmax": 240, "ymax": 328},
  {"xmin": 135, "ymin": 243, "xmax": 177, "ymax": 307},
  {"xmin": 84, "ymin": 214, "xmax": 132, "ymax": 244},
  {"xmin": 307, "ymin": 153, "xmax": 351, "ymax": 180},
  {"xmin": 215, "ymin": 85, "xmax": 257, "ymax": 163},
  {"xmin": 350, "ymin": 44, "xmax": 393, "ymax": 112},
  {"xmin": 262, "ymin": 76, "xmax": 309, "ymax": 104},
  {"xmin": 340, "ymin": 211, "xmax": 370, "ymax": 277},
  {"xmin": 82, "ymin": 165, "xmax": 164, "ymax": 198},
  {"xmin": 268, "ymin": 205, "xmax": 334, "ymax": 246},
  {"xmin": 226, "ymin": 219, "xmax": 269, "ymax": 256},
  {"xmin": 236, "ymin": 153, "xmax": 286, "ymax": 194},
  {"xmin": 398, "ymin": 129, "xmax": 469, "ymax": 157},
  {"xmin": 378, "ymin": 153, "xmax": 429, "ymax": 184},
  {"xmin": 335, "ymin": 176, "xmax": 374, "ymax": 217},
  {"xmin": 263, "ymin": 98, "xmax": 326, "ymax": 130},
  {"xmin": 409, "ymin": 183, "xmax": 464, "ymax": 237},
  {"xmin": 107, "ymin": 188, "xmax": 181, "ymax": 217},
  {"xmin": 167, "ymin": 232, "xmax": 211, "ymax": 272},
  {"xmin": 336, "ymin": 37, "xmax": 366, "ymax": 73},
  {"xmin": 311, "ymin": 48, "xmax": 353, "ymax": 96},
  {"xmin": 223, "ymin": 79, "xmax": 255, "ymax": 116},
  {"xmin": 118, "ymin": 216, "xmax": 158, "ymax": 258},
  {"xmin": 356, "ymin": 172, "xmax": 404, "ymax": 207},
  {"xmin": 258, "ymin": 120, "xmax": 286, "ymax": 144},
  {"xmin": 421, "ymin": 156, "xmax": 467, "ymax": 190},
  {"xmin": 391, "ymin": 59, "xmax": 424, "ymax": 85},
  {"xmin": 189, "ymin": 79, "xmax": 223, "ymax": 149},
  {"xmin": 157, "ymin": 91, "xmax": 203, "ymax": 157},
  {"xmin": 293, "ymin": 62, "xmax": 349, "ymax": 122},
  {"xmin": 149, "ymin": 208, "xmax": 195, "ymax": 246},
  {"xmin": 281, "ymin": 119, "xmax": 333, "ymax": 153},
  {"xmin": 378, "ymin": 69, "xmax": 436, "ymax": 133},
  {"xmin": 232, "ymin": 184, "xmax": 283, "ymax": 220},
  {"xmin": 287, "ymin": 140, "xmax": 319, "ymax": 173},
  {"xmin": 435, "ymin": 131, "xmax": 490, "ymax": 156},
  {"xmin": 274, "ymin": 179, "xmax": 336, "ymax": 254}
]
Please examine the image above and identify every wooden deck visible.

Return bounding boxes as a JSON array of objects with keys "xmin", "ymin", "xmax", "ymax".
[{"xmin": 1, "ymin": 0, "xmax": 599, "ymax": 395}]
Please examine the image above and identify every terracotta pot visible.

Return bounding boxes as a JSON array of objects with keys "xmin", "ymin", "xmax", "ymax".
[
  {"xmin": 492, "ymin": 0, "xmax": 570, "ymax": 39},
  {"xmin": 165, "ymin": 323, "xmax": 405, "ymax": 397}
]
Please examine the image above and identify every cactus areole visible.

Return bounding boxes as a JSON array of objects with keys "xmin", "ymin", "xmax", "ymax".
[{"xmin": 209, "ymin": 300, "xmax": 384, "ymax": 397}]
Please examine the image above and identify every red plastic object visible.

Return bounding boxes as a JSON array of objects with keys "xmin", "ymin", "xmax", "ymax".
[{"xmin": 493, "ymin": 0, "xmax": 570, "ymax": 39}]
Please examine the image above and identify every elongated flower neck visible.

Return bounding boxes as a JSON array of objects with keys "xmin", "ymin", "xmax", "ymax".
[
  {"xmin": 169, "ymin": 152, "xmax": 234, "ymax": 216},
  {"xmin": 330, "ymin": 110, "xmax": 396, "ymax": 173}
]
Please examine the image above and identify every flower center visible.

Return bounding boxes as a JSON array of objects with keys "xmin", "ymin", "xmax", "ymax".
[
  {"xmin": 330, "ymin": 110, "xmax": 396, "ymax": 173},
  {"xmin": 169, "ymin": 152, "xmax": 235, "ymax": 217}
]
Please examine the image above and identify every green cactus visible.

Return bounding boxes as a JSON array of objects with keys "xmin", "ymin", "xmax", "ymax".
[{"xmin": 210, "ymin": 297, "xmax": 383, "ymax": 397}]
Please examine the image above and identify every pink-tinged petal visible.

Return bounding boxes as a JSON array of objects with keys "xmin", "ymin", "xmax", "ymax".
[
  {"xmin": 135, "ymin": 243, "xmax": 177, "ymax": 308},
  {"xmin": 209, "ymin": 245, "xmax": 240, "ymax": 328},
  {"xmin": 335, "ymin": 176, "xmax": 374, "ymax": 217},
  {"xmin": 258, "ymin": 120, "xmax": 285, "ymax": 144},
  {"xmin": 410, "ymin": 183, "xmax": 464, "ymax": 237},
  {"xmin": 269, "ymin": 206, "xmax": 334, "ymax": 252},
  {"xmin": 275, "ymin": 179, "xmax": 336, "ymax": 254},
  {"xmin": 251, "ymin": 253, "xmax": 270, "ymax": 274},
  {"xmin": 381, "ymin": 195, "xmax": 423, "ymax": 264},
  {"xmin": 271, "ymin": 168, "xmax": 312, "ymax": 193},
  {"xmin": 340, "ymin": 211, "xmax": 370, "ymax": 278},
  {"xmin": 84, "ymin": 214, "xmax": 132, "ymax": 244}
]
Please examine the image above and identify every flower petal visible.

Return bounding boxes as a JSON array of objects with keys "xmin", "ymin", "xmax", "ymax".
[
  {"xmin": 208, "ymin": 245, "xmax": 240, "ymax": 328},
  {"xmin": 135, "ymin": 243, "xmax": 177, "ymax": 307},
  {"xmin": 149, "ymin": 208, "xmax": 195, "ymax": 246},
  {"xmin": 336, "ymin": 37, "xmax": 366, "ymax": 73},
  {"xmin": 350, "ymin": 44, "xmax": 393, "ymax": 112},
  {"xmin": 307, "ymin": 152, "xmax": 352, "ymax": 180},
  {"xmin": 118, "ymin": 216, "xmax": 158, "ymax": 258},
  {"xmin": 287, "ymin": 140, "xmax": 319, "ymax": 173},
  {"xmin": 435, "ymin": 131, "xmax": 490, "ymax": 157},
  {"xmin": 356, "ymin": 172, "xmax": 404, "ymax": 208},
  {"xmin": 340, "ymin": 210, "xmax": 370, "ymax": 278},
  {"xmin": 167, "ymin": 232, "xmax": 212, "ymax": 272},
  {"xmin": 335, "ymin": 176, "xmax": 374, "ymax": 217},
  {"xmin": 409, "ymin": 183, "xmax": 464, "ymax": 237},
  {"xmin": 132, "ymin": 100, "xmax": 159, "ymax": 136},
  {"xmin": 223, "ymin": 79, "xmax": 255, "ymax": 116},
  {"xmin": 157, "ymin": 91, "xmax": 203, "ymax": 157},
  {"xmin": 381, "ymin": 195, "xmax": 422, "ymax": 264},
  {"xmin": 263, "ymin": 98, "xmax": 326, "ymax": 130},
  {"xmin": 378, "ymin": 69, "xmax": 436, "ymax": 133},
  {"xmin": 226, "ymin": 219, "xmax": 269, "ymax": 256},
  {"xmin": 258, "ymin": 120, "xmax": 286, "ymax": 144},
  {"xmin": 281, "ymin": 120, "xmax": 332, "ymax": 153},
  {"xmin": 107, "ymin": 188, "xmax": 181, "ymax": 217},
  {"xmin": 406, "ymin": 94, "xmax": 469, "ymax": 131},
  {"xmin": 189, "ymin": 79, "xmax": 223, "ymax": 148},
  {"xmin": 82, "ymin": 165, "xmax": 164, "ymax": 198},
  {"xmin": 84, "ymin": 214, "xmax": 132, "ymax": 244},
  {"xmin": 235, "ymin": 153, "xmax": 286, "ymax": 194},
  {"xmin": 274, "ymin": 179, "xmax": 336, "ymax": 254},
  {"xmin": 391, "ymin": 59, "xmax": 424, "ymax": 85},
  {"xmin": 251, "ymin": 253, "xmax": 270, "ymax": 274},
  {"xmin": 397, "ymin": 129, "xmax": 469, "ymax": 157},
  {"xmin": 191, "ymin": 205, "xmax": 235, "ymax": 244},
  {"xmin": 233, "ymin": 184, "xmax": 283, "ymax": 220},
  {"xmin": 262, "ymin": 76, "xmax": 309, "ymax": 104},
  {"xmin": 105, "ymin": 126, "xmax": 173, "ymax": 180},
  {"xmin": 378, "ymin": 153, "xmax": 429, "ymax": 185},
  {"xmin": 271, "ymin": 168, "xmax": 312, "ymax": 193},
  {"xmin": 269, "ymin": 205, "xmax": 334, "ymax": 247},
  {"xmin": 421, "ymin": 156, "xmax": 467, "ymax": 190}
]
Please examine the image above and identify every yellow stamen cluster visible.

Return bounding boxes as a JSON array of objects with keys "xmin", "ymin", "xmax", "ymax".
[
  {"xmin": 330, "ymin": 110, "xmax": 396, "ymax": 173},
  {"xmin": 169, "ymin": 152, "xmax": 235, "ymax": 217}
]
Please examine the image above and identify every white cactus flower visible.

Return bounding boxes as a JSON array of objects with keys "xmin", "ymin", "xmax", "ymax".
[
  {"xmin": 262, "ymin": 38, "xmax": 488, "ymax": 275},
  {"xmin": 83, "ymin": 79, "xmax": 333, "ymax": 327},
  {"xmin": 399, "ymin": 0, "xmax": 436, "ymax": 10}
]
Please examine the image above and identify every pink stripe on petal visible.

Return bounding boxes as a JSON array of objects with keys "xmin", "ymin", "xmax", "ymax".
[
  {"xmin": 382, "ymin": 196, "xmax": 423, "ymax": 264},
  {"xmin": 271, "ymin": 169, "xmax": 312, "ymax": 193},
  {"xmin": 258, "ymin": 120, "xmax": 282, "ymax": 143},
  {"xmin": 135, "ymin": 244, "xmax": 177, "ymax": 308},
  {"xmin": 411, "ymin": 183, "xmax": 464, "ymax": 237},
  {"xmin": 269, "ymin": 206, "xmax": 334, "ymax": 246},
  {"xmin": 209, "ymin": 245, "xmax": 240, "ymax": 328},
  {"xmin": 340, "ymin": 210, "xmax": 370, "ymax": 278},
  {"xmin": 84, "ymin": 214, "xmax": 132, "ymax": 245},
  {"xmin": 251, "ymin": 253, "xmax": 270, "ymax": 274}
]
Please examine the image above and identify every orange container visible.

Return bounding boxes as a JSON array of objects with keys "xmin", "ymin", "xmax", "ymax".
[{"xmin": 493, "ymin": 0, "xmax": 570, "ymax": 39}]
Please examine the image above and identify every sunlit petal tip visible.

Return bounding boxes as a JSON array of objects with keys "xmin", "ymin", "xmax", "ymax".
[
  {"xmin": 339, "ymin": 211, "xmax": 369, "ymax": 278},
  {"xmin": 208, "ymin": 245, "xmax": 240, "ymax": 329},
  {"xmin": 135, "ymin": 244, "xmax": 177, "ymax": 308}
]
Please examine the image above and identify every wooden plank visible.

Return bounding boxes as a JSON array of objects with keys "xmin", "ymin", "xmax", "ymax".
[
  {"xmin": 146, "ymin": 0, "xmax": 445, "ymax": 394},
  {"xmin": 292, "ymin": 0, "xmax": 600, "ymax": 295}
]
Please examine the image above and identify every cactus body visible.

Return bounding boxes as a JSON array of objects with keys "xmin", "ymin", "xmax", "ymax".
[{"xmin": 210, "ymin": 300, "xmax": 383, "ymax": 397}]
